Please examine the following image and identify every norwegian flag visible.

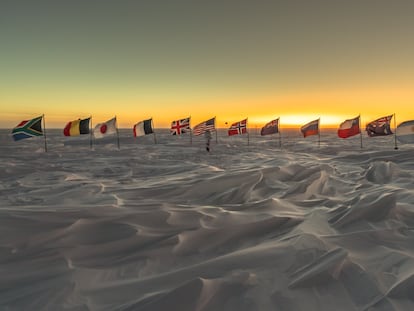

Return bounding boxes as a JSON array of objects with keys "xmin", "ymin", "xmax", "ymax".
[
  {"xmin": 228, "ymin": 119, "xmax": 248, "ymax": 136},
  {"xmin": 170, "ymin": 117, "xmax": 190, "ymax": 135}
]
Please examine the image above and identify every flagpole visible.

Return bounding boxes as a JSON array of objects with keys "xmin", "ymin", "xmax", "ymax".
[
  {"xmin": 278, "ymin": 118, "xmax": 282, "ymax": 148},
  {"xmin": 152, "ymin": 118, "xmax": 157, "ymax": 144},
  {"xmin": 247, "ymin": 118, "xmax": 250, "ymax": 146},
  {"xmin": 42, "ymin": 114, "xmax": 48, "ymax": 152},
  {"xmin": 214, "ymin": 116, "xmax": 218, "ymax": 144},
  {"xmin": 115, "ymin": 116, "xmax": 120, "ymax": 150},
  {"xmin": 394, "ymin": 113, "xmax": 398, "ymax": 150},
  {"xmin": 359, "ymin": 114, "xmax": 363, "ymax": 149},
  {"xmin": 189, "ymin": 116, "xmax": 192, "ymax": 145},
  {"xmin": 279, "ymin": 131, "xmax": 282, "ymax": 148},
  {"xmin": 318, "ymin": 118, "xmax": 321, "ymax": 148},
  {"xmin": 89, "ymin": 115, "xmax": 93, "ymax": 150}
]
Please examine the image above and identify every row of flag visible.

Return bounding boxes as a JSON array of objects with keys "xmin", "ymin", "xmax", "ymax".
[{"xmin": 10, "ymin": 114, "xmax": 414, "ymax": 144}]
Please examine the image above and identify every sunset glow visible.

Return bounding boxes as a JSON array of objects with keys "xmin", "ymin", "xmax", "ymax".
[{"xmin": 1, "ymin": 1, "xmax": 414, "ymax": 130}]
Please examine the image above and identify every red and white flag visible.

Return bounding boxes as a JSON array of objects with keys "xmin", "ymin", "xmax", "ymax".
[
  {"xmin": 193, "ymin": 117, "xmax": 215, "ymax": 136},
  {"xmin": 338, "ymin": 116, "xmax": 360, "ymax": 138},
  {"xmin": 170, "ymin": 117, "xmax": 190, "ymax": 135},
  {"xmin": 228, "ymin": 119, "xmax": 247, "ymax": 136},
  {"xmin": 93, "ymin": 117, "xmax": 117, "ymax": 139}
]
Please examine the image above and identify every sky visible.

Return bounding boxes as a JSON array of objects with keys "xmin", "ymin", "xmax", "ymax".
[{"xmin": 1, "ymin": 0, "xmax": 414, "ymax": 129}]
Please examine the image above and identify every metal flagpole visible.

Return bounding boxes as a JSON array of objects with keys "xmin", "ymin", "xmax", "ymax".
[
  {"xmin": 394, "ymin": 113, "xmax": 398, "ymax": 150},
  {"xmin": 318, "ymin": 118, "xmax": 321, "ymax": 148},
  {"xmin": 359, "ymin": 114, "xmax": 363, "ymax": 149},
  {"xmin": 42, "ymin": 114, "xmax": 48, "ymax": 152},
  {"xmin": 278, "ymin": 118, "xmax": 282, "ymax": 148},
  {"xmin": 115, "ymin": 116, "xmax": 120, "ymax": 150},
  {"xmin": 247, "ymin": 118, "xmax": 250, "ymax": 146},
  {"xmin": 214, "ymin": 116, "xmax": 218, "ymax": 144},
  {"xmin": 189, "ymin": 116, "xmax": 192, "ymax": 145},
  {"xmin": 89, "ymin": 116, "xmax": 93, "ymax": 149},
  {"xmin": 152, "ymin": 118, "xmax": 157, "ymax": 144}
]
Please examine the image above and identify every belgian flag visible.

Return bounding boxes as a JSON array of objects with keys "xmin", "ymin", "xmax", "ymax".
[{"xmin": 63, "ymin": 117, "xmax": 91, "ymax": 136}]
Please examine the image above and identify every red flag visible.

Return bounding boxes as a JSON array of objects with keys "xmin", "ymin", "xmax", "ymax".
[
  {"xmin": 338, "ymin": 116, "xmax": 360, "ymax": 138},
  {"xmin": 228, "ymin": 119, "xmax": 247, "ymax": 136}
]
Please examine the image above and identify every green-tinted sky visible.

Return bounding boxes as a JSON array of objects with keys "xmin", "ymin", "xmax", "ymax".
[{"xmin": 1, "ymin": 0, "xmax": 414, "ymax": 128}]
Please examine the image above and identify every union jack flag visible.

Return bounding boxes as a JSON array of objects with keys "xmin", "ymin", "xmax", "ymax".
[
  {"xmin": 228, "ymin": 119, "xmax": 247, "ymax": 136},
  {"xmin": 170, "ymin": 117, "xmax": 190, "ymax": 135}
]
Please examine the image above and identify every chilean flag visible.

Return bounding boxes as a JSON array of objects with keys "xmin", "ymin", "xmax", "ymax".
[{"xmin": 338, "ymin": 116, "xmax": 360, "ymax": 138}]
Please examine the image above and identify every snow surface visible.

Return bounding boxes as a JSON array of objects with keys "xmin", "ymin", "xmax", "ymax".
[{"xmin": 1, "ymin": 128, "xmax": 414, "ymax": 311}]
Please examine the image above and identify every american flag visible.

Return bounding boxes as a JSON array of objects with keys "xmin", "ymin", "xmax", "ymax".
[
  {"xmin": 228, "ymin": 119, "xmax": 248, "ymax": 136},
  {"xmin": 193, "ymin": 117, "xmax": 216, "ymax": 136},
  {"xmin": 170, "ymin": 117, "xmax": 190, "ymax": 135}
]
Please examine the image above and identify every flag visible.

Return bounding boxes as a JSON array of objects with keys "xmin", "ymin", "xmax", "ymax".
[
  {"xmin": 93, "ymin": 117, "xmax": 117, "ymax": 138},
  {"xmin": 338, "ymin": 116, "xmax": 360, "ymax": 138},
  {"xmin": 228, "ymin": 119, "xmax": 247, "ymax": 136},
  {"xmin": 193, "ymin": 117, "xmax": 216, "ymax": 136},
  {"xmin": 300, "ymin": 119, "xmax": 319, "ymax": 138},
  {"xmin": 63, "ymin": 117, "xmax": 90, "ymax": 136},
  {"xmin": 12, "ymin": 116, "xmax": 43, "ymax": 141},
  {"xmin": 170, "ymin": 117, "xmax": 190, "ymax": 135},
  {"xmin": 366, "ymin": 115, "xmax": 393, "ymax": 137},
  {"xmin": 261, "ymin": 118, "xmax": 279, "ymax": 136},
  {"xmin": 133, "ymin": 119, "xmax": 154, "ymax": 137},
  {"xmin": 396, "ymin": 120, "xmax": 414, "ymax": 143}
]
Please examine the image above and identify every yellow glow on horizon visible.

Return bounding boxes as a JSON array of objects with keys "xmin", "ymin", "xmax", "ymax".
[
  {"xmin": 248, "ymin": 114, "xmax": 345, "ymax": 128},
  {"xmin": 1, "ymin": 83, "xmax": 414, "ymax": 129}
]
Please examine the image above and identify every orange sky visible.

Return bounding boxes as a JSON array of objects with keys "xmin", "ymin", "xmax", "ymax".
[
  {"xmin": 1, "ymin": 1, "xmax": 414, "ymax": 129},
  {"xmin": 2, "ymin": 84, "xmax": 413, "ymax": 129}
]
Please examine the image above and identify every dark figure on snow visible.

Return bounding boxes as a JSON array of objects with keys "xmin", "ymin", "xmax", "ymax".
[{"xmin": 204, "ymin": 130, "xmax": 212, "ymax": 152}]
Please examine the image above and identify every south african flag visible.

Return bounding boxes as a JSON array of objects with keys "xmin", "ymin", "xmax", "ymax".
[{"xmin": 12, "ymin": 116, "xmax": 43, "ymax": 141}]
